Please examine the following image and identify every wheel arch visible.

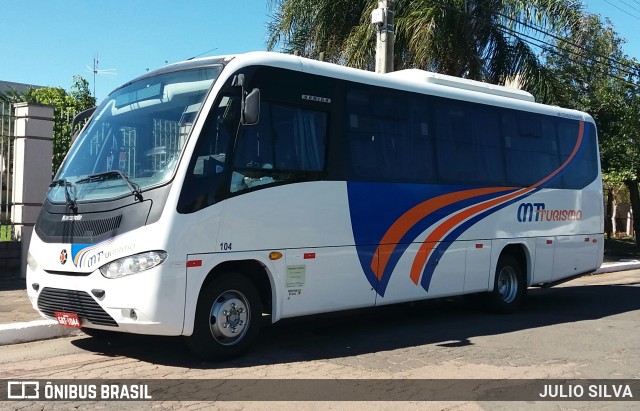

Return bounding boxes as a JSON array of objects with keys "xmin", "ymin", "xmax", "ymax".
[
  {"xmin": 492, "ymin": 241, "xmax": 532, "ymax": 287},
  {"xmin": 183, "ymin": 257, "xmax": 278, "ymax": 336},
  {"xmin": 483, "ymin": 241, "xmax": 531, "ymax": 313},
  {"xmin": 202, "ymin": 259, "xmax": 275, "ymax": 317}
]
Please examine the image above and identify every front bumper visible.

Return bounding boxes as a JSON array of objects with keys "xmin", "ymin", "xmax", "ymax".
[{"xmin": 26, "ymin": 263, "xmax": 186, "ymax": 336}]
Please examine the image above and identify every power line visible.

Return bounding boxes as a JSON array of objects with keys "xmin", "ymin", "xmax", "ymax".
[
  {"xmin": 186, "ymin": 47, "xmax": 219, "ymax": 61},
  {"xmin": 603, "ymin": 0, "xmax": 640, "ymax": 20},
  {"xmin": 487, "ymin": 16, "xmax": 640, "ymax": 90},
  {"xmin": 430, "ymin": 0, "xmax": 640, "ymax": 86},
  {"xmin": 618, "ymin": 0, "xmax": 640, "ymax": 15},
  {"xmin": 486, "ymin": 6, "xmax": 640, "ymax": 76},
  {"xmin": 493, "ymin": 22, "xmax": 640, "ymax": 90}
]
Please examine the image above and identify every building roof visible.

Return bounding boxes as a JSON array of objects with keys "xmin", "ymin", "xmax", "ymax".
[{"xmin": 0, "ymin": 80, "xmax": 43, "ymax": 95}]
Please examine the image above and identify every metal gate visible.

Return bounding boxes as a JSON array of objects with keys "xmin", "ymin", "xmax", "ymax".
[{"xmin": 0, "ymin": 102, "xmax": 15, "ymax": 241}]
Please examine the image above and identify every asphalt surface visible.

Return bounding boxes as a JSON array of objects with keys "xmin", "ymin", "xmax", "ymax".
[
  {"xmin": 1, "ymin": 260, "xmax": 639, "ymax": 346},
  {"xmin": 0, "ymin": 269, "xmax": 638, "ymax": 410}
]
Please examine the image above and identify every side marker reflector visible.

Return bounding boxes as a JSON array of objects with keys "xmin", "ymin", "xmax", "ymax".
[{"xmin": 187, "ymin": 260, "xmax": 202, "ymax": 268}]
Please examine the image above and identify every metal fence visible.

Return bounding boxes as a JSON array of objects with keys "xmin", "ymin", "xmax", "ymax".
[
  {"xmin": 0, "ymin": 102, "xmax": 78, "ymax": 241},
  {"xmin": 54, "ymin": 107, "xmax": 78, "ymax": 176},
  {"xmin": 0, "ymin": 102, "xmax": 15, "ymax": 241}
]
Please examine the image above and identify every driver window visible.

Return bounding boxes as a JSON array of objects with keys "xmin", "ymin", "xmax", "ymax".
[{"xmin": 231, "ymin": 102, "xmax": 327, "ymax": 193}]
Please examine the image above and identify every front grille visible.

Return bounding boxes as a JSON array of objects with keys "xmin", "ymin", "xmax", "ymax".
[
  {"xmin": 49, "ymin": 215, "xmax": 123, "ymax": 238},
  {"xmin": 37, "ymin": 287, "xmax": 118, "ymax": 327}
]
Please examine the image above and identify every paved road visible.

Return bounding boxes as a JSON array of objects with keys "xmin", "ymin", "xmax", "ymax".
[{"xmin": 1, "ymin": 270, "xmax": 639, "ymax": 410}]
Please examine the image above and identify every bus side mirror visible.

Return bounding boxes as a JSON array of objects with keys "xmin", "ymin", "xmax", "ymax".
[{"xmin": 241, "ymin": 88, "xmax": 260, "ymax": 125}]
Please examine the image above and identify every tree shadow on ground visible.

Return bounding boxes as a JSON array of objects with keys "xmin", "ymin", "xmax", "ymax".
[{"xmin": 71, "ymin": 280, "xmax": 640, "ymax": 369}]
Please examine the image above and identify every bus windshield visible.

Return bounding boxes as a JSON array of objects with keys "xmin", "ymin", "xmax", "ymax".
[{"xmin": 50, "ymin": 66, "xmax": 222, "ymax": 204}]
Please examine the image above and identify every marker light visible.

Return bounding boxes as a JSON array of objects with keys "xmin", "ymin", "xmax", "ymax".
[{"xmin": 99, "ymin": 250, "xmax": 167, "ymax": 279}]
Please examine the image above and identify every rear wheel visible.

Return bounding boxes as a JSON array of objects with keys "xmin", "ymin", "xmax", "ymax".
[
  {"xmin": 484, "ymin": 255, "xmax": 526, "ymax": 314},
  {"xmin": 186, "ymin": 273, "xmax": 262, "ymax": 361}
]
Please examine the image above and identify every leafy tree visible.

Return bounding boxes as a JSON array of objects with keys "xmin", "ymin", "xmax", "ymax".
[
  {"xmin": 267, "ymin": 0, "xmax": 583, "ymax": 98},
  {"xmin": 545, "ymin": 14, "xmax": 640, "ymax": 243},
  {"xmin": 22, "ymin": 76, "xmax": 96, "ymax": 175}
]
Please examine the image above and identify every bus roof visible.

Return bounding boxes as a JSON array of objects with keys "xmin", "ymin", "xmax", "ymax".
[{"xmin": 140, "ymin": 51, "xmax": 593, "ymax": 124}]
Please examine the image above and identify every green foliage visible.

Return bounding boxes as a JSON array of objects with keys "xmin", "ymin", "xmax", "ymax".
[
  {"xmin": 545, "ymin": 13, "xmax": 640, "ymax": 241},
  {"xmin": 267, "ymin": 0, "xmax": 582, "ymax": 99},
  {"xmin": 23, "ymin": 76, "xmax": 96, "ymax": 175},
  {"xmin": 544, "ymin": 14, "xmax": 640, "ymax": 181},
  {"xmin": 0, "ymin": 225, "xmax": 13, "ymax": 242}
]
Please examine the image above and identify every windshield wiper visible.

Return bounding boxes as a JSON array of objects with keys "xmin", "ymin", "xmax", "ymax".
[
  {"xmin": 76, "ymin": 170, "xmax": 143, "ymax": 202},
  {"xmin": 49, "ymin": 178, "xmax": 77, "ymax": 211}
]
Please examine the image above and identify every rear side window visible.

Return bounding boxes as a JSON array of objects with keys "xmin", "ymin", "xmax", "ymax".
[{"xmin": 345, "ymin": 83, "xmax": 597, "ymax": 189}]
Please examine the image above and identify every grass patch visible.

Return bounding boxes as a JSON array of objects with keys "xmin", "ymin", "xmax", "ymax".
[{"xmin": 0, "ymin": 225, "xmax": 15, "ymax": 241}]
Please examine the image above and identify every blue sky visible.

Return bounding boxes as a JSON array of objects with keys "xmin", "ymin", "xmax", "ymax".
[{"xmin": 1, "ymin": 0, "xmax": 638, "ymax": 102}]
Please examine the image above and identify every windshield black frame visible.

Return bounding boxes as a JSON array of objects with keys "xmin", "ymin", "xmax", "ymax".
[{"xmin": 49, "ymin": 64, "xmax": 223, "ymax": 205}]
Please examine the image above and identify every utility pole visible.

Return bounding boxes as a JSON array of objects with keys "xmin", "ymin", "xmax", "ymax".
[{"xmin": 371, "ymin": 0, "xmax": 395, "ymax": 74}]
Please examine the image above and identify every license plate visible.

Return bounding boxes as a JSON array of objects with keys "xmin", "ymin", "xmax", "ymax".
[{"xmin": 54, "ymin": 311, "xmax": 81, "ymax": 328}]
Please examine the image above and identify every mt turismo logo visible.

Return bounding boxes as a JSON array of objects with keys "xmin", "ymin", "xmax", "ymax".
[{"xmin": 517, "ymin": 202, "xmax": 582, "ymax": 223}]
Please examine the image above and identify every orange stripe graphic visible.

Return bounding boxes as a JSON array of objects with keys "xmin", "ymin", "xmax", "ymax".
[
  {"xmin": 370, "ymin": 187, "xmax": 512, "ymax": 280},
  {"xmin": 409, "ymin": 121, "xmax": 585, "ymax": 284}
]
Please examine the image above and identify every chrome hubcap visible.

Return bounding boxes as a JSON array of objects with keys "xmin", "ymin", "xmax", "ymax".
[
  {"xmin": 497, "ymin": 266, "xmax": 518, "ymax": 303},
  {"xmin": 209, "ymin": 290, "xmax": 250, "ymax": 345}
]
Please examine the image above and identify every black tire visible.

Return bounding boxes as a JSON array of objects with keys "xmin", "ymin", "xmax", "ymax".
[
  {"xmin": 185, "ymin": 273, "xmax": 262, "ymax": 361},
  {"xmin": 483, "ymin": 255, "xmax": 526, "ymax": 314}
]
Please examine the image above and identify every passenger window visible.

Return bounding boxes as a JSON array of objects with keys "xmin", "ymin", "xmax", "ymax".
[
  {"xmin": 346, "ymin": 88, "xmax": 412, "ymax": 181},
  {"xmin": 503, "ymin": 112, "xmax": 560, "ymax": 187},
  {"xmin": 433, "ymin": 102, "xmax": 504, "ymax": 185}
]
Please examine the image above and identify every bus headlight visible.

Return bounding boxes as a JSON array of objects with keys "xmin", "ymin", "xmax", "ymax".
[
  {"xmin": 27, "ymin": 251, "xmax": 38, "ymax": 272},
  {"xmin": 99, "ymin": 250, "xmax": 168, "ymax": 279}
]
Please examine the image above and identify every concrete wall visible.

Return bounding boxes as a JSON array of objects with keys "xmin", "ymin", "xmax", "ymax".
[{"xmin": 10, "ymin": 103, "xmax": 54, "ymax": 278}]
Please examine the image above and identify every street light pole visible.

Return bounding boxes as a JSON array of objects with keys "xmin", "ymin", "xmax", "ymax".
[{"xmin": 371, "ymin": 0, "xmax": 395, "ymax": 74}]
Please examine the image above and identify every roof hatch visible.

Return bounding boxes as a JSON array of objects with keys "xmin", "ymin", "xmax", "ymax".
[{"xmin": 386, "ymin": 69, "xmax": 535, "ymax": 102}]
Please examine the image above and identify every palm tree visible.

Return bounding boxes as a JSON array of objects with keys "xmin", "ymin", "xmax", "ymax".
[{"xmin": 267, "ymin": 0, "xmax": 584, "ymax": 99}]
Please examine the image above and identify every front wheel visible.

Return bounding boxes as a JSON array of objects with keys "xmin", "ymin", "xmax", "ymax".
[
  {"xmin": 185, "ymin": 273, "xmax": 262, "ymax": 361},
  {"xmin": 483, "ymin": 255, "xmax": 526, "ymax": 314}
]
